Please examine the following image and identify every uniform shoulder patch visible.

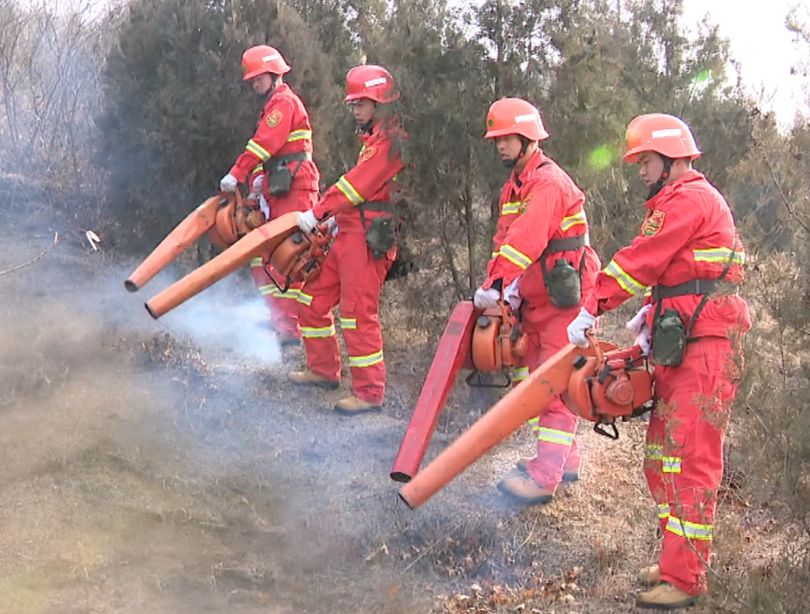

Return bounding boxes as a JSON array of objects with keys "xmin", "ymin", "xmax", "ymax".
[
  {"xmin": 641, "ymin": 209, "xmax": 665, "ymax": 236},
  {"xmin": 359, "ymin": 145, "xmax": 376, "ymax": 162},
  {"xmin": 265, "ymin": 108, "xmax": 283, "ymax": 128}
]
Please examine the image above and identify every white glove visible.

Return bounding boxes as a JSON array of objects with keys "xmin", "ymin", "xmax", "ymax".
[
  {"xmin": 504, "ymin": 277, "xmax": 523, "ymax": 312},
  {"xmin": 220, "ymin": 173, "xmax": 238, "ymax": 192},
  {"xmin": 252, "ymin": 174, "xmax": 264, "ymax": 195},
  {"xmin": 626, "ymin": 304, "xmax": 653, "ymax": 355},
  {"xmin": 473, "ymin": 287, "xmax": 500, "ymax": 310},
  {"xmin": 258, "ymin": 193, "xmax": 270, "ymax": 218},
  {"xmin": 567, "ymin": 307, "xmax": 597, "ymax": 347},
  {"xmin": 297, "ymin": 209, "xmax": 318, "ymax": 234}
]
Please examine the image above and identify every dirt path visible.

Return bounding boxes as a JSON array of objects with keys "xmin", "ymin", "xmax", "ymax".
[{"xmin": 0, "ymin": 220, "xmax": 766, "ymax": 613}]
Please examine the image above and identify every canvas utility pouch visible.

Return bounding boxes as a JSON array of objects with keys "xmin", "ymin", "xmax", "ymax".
[
  {"xmin": 651, "ymin": 308, "xmax": 687, "ymax": 367},
  {"xmin": 264, "ymin": 152, "xmax": 310, "ymax": 196},
  {"xmin": 544, "ymin": 258, "xmax": 582, "ymax": 308},
  {"xmin": 365, "ymin": 215, "xmax": 397, "ymax": 259}
]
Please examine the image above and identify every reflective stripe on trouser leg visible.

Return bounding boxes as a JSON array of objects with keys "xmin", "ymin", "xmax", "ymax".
[
  {"xmin": 296, "ymin": 247, "xmax": 342, "ymax": 381},
  {"xmin": 645, "ymin": 411, "xmax": 668, "ymax": 530},
  {"xmin": 338, "ymin": 235, "xmax": 392, "ymax": 405},
  {"xmin": 654, "ymin": 337, "xmax": 738, "ymax": 597},
  {"xmin": 520, "ymin": 305, "xmax": 581, "ymax": 490}
]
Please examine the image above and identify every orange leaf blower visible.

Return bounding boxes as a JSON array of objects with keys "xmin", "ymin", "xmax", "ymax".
[
  {"xmin": 143, "ymin": 211, "xmax": 331, "ymax": 319},
  {"xmin": 398, "ymin": 337, "xmax": 653, "ymax": 509},
  {"xmin": 125, "ymin": 191, "xmax": 266, "ymax": 292},
  {"xmin": 390, "ymin": 300, "xmax": 528, "ymax": 483}
]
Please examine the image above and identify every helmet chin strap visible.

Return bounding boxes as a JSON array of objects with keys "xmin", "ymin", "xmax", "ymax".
[
  {"xmin": 502, "ymin": 136, "xmax": 531, "ymax": 169},
  {"xmin": 647, "ymin": 156, "xmax": 674, "ymax": 199}
]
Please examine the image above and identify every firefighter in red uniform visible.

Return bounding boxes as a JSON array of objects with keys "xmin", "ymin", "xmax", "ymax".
[
  {"xmin": 219, "ymin": 45, "xmax": 319, "ymax": 346},
  {"xmin": 476, "ymin": 98, "xmax": 601, "ymax": 505},
  {"xmin": 567, "ymin": 114, "xmax": 751, "ymax": 610},
  {"xmin": 289, "ymin": 65, "xmax": 404, "ymax": 415}
]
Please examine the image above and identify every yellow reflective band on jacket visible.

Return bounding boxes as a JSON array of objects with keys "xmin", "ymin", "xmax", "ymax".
[
  {"xmin": 348, "ymin": 350, "xmax": 384, "ymax": 368},
  {"xmin": 259, "ymin": 284, "xmax": 300, "ymax": 300},
  {"xmin": 693, "ymin": 246, "xmax": 745, "ymax": 265},
  {"xmin": 491, "ymin": 250, "xmax": 499, "ymax": 258},
  {"xmin": 250, "ymin": 257, "xmax": 264, "ymax": 268},
  {"xmin": 661, "ymin": 456, "xmax": 682, "ymax": 473},
  {"xmin": 560, "ymin": 209, "xmax": 587, "ymax": 231},
  {"xmin": 512, "ymin": 366, "xmax": 529, "ymax": 382},
  {"xmin": 604, "ymin": 259, "xmax": 646, "ymax": 296},
  {"xmin": 300, "ymin": 324, "xmax": 336, "ymax": 339},
  {"xmin": 246, "ymin": 139, "xmax": 272, "ymax": 161},
  {"xmin": 339, "ymin": 317, "xmax": 357, "ymax": 330},
  {"xmin": 336, "ymin": 175, "xmax": 364, "ymax": 206},
  {"xmin": 527, "ymin": 416, "xmax": 540, "ymax": 432},
  {"xmin": 645, "ymin": 444, "xmax": 663, "ymax": 460},
  {"xmin": 250, "ymin": 163, "xmax": 263, "ymax": 175},
  {"xmin": 501, "ymin": 200, "xmax": 521, "ymax": 215},
  {"xmin": 657, "ymin": 503, "xmax": 671, "ymax": 519},
  {"xmin": 287, "ymin": 129, "xmax": 312, "ymax": 142},
  {"xmin": 537, "ymin": 427, "xmax": 575, "ymax": 446},
  {"xmin": 499, "ymin": 244, "xmax": 533, "ymax": 270},
  {"xmin": 296, "ymin": 291, "xmax": 313, "ymax": 306},
  {"xmin": 665, "ymin": 515, "xmax": 713, "ymax": 541}
]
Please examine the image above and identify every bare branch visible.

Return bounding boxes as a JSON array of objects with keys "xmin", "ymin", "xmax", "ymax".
[{"xmin": 0, "ymin": 232, "xmax": 59, "ymax": 277}]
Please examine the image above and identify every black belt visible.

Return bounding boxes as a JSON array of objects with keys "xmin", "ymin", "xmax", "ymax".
[
  {"xmin": 263, "ymin": 151, "xmax": 311, "ymax": 170},
  {"xmin": 652, "ymin": 278, "xmax": 738, "ymax": 301},
  {"xmin": 359, "ymin": 201, "xmax": 394, "ymax": 213},
  {"xmin": 545, "ymin": 234, "xmax": 587, "ymax": 253}
]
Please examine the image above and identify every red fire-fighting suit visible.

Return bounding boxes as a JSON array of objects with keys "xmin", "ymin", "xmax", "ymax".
[
  {"xmin": 482, "ymin": 149, "xmax": 600, "ymax": 489},
  {"xmin": 583, "ymin": 169, "xmax": 751, "ymax": 596},
  {"xmin": 228, "ymin": 83, "xmax": 319, "ymax": 339},
  {"xmin": 295, "ymin": 119, "xmax": 404, "ymax": 404}
]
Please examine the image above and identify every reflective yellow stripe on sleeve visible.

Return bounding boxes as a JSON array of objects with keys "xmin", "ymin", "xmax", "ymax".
[
  {"xmin": 560, "ymin": 209, "xmax": 587, "ymax": 231},
  {"xmin": 498, "ymin": 244, "xmax": 533, "ymax": 270},
  {"xmin": 645, "ymin": 443, "xmax": 663, "ymax": 460},
  {"xmin": 246, "ymin": 139, "xmax": 272, "ymax": 161},
  {"xmin": 336, "ymin": 175, "xmax": 364, "ymax": 206},
  {"xmin": 501, "ymin": 200, "xmax": 521, "ymax": 215},
  {"xmin": 604, "ymin": 259, "xmax": 646, "ymax": 296},
  {"xmin": 287, "ymin": 129, "xmax": 312, "ymax": 142},
  {"xmin": 692, "ymin": 247, "xmax": 745, "ymax": 265},
  {"xmin": 296, "ymin": 291, "xmax": 313, "ymax": 306},
  {"xmin": 657, "ymin": 503, "xmax": 671, "ymax": 519},
  {"xmin": 661, "ymin": 456, "xmax": 682, "ymax": 474}
]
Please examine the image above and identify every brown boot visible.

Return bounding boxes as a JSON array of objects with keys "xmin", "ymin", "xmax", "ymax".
[
  {"xmin": 638, "ymin": 564, "xmax": 661, "ymax": 587},
  {"xmin": 635, "ymin": 583, "xmax": 698, "ymax": 610},
  {"xmin": 334, "ymin": 395, "xmax": 382, "ymax": 416},
  {"xmin": 496, "ymin": 473, "xmax": 554, "ymax": 506},
  {"xmin": 515, "ymin": 457, "xmax": 579, "ymax": 482},
  {"xmin": 288, "ymin": 370, "xmax": 339, "ymax": 390}
]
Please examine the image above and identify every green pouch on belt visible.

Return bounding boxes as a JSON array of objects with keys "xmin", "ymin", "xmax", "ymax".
[
  {"xmin": 651, "ymin": 308, "xmax": 687, "ymax": 367},
  {"xmin": 365, "ymin": 216, "xmax": 397, "ymax": 259},
  {"xmin": 544, "ymin": 258, "xmax": 582, "ymax": 308}
]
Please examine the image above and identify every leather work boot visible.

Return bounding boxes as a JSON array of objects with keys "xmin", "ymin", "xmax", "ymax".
[
  {"xmin": 515, "ymin": 456, "xmax": 579, "ymax": 482},
  {"xmin": 334, "ymin": 395, "xmax": 382, "ymax": 416},
  {"xmin": 496, "ymin": 473, "xmax": 554, "ymax": 506},
  {"xmin": 638, "ymin": 564, "xmax": 661, "ymax": 587},
  {"xmin": 288, "ymin": 370, "xmax": 339, "ymax": 390},
  {"xmin": 635, "ymin": 583, "xmax": 698, "ymax": 610}
]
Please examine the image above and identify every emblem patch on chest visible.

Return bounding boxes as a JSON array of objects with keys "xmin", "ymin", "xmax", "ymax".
[
  {"xmin": 642, "ymin": 209, "xmax": 665, "ymax": 236},
  {"xmin": 265, "ymin": 109, "xmax": 283, "ymax": 128},
  {"xmin": 359, "ymin": 145, "xmax": 377, "ymax": 162}
]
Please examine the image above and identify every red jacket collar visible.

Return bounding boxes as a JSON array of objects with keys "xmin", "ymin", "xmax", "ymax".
[
  {"xmin": 510, "ymin": 149, "xmax": 547, "ymax": 186},
  {"xmin": 646, "ymin": 169, "xmax": 704, "ymax": 209}
]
